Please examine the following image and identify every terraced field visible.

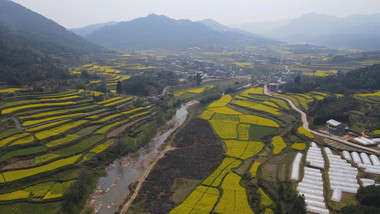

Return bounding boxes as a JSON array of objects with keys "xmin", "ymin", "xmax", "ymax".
[
  {"xmin": 0, "ymin": 89, "xmax": 155, "ymax": 212},
  {"xmin": 170, "ymin": 87, "xmax": 293, "ymax": 213}
]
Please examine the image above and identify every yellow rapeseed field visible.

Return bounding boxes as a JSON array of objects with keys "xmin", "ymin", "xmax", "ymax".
[
  {"xmin": 258, "ymin": 187, "xmax": 274, "ymax": 207},
  {"xmin": 237, "ymin": 124, "xmax": 250, "ymax": 140},
  {"xmin": 224, "ymin": 140, "xmax": 264, "ymax": 159},
  {"xmin": 90, "ymin": 140, "xmax": 114, "ymax": 154},
  {"xmin": 239, "ymin": 114, "xmax": 279, "ymax": 127},
  {"xmin": 170, "ymin": 186, "xmax": 219, "ymax": 214},
  {"xmin": 208, "ymin": 94, "xmax": 232, "ymax": 108},
  {"xmin": 291, "ymin": 143, "xmax": 306, "ymax": 150},
  {"xmin": 209, "ymin": 120, "xmax": 238, "ymax": 139},
  {"xmin": 271, "ymin": 136, "xmax": 287, "ymax": 155},
  {"xmin": 208, "ymin": 106, "xmax": 242, "ymax": 115},
  {"xmin": 0, "ymin": 133, "xmax": 31, "ymax": 148},
  {"xmin": 22, "ymin": 113, "xmax": 85, "ymax": 126},
  {"xmin": 203, "ymin": 158, "xmax": 241, "ymax": 187},
  {"xmin": 214, "ymin": 172, "xmax": 254, "ymax": 214},
  {"xmin": 233, "ymin": 101, "xmax": 282, "ymax": 116},
  {"xmin": 0, "ymin": 190, "xmax": 30, "ymax": 201},
  {"xmin": 0, "ymin": 88, "xmax": 27, "ymax": 93},
  {"xmin": 2, "ymin": 155, "xmax": 81, "ymax": 183},
  {"xmin": 200, "ymin": 110, "xmax": 214, "ymax": 120},
  {"xmin": 1, "ymin": 102, "xmax": 75, "ymax": 114},
  {"xmin": 297, "ymin": 126, "xmax": 314, "ymax": 139},
  {"xmin": 249, "ymin": 161, "xmax": 261, "ymax": 178},
  {"xmin": 241, "ymin": 87, "xmax": 263, "ymax": 96},
  {"xmin": 40, "ymin": 95, "xmax": 79, "ymax": 102},
  {"xmin": 45, "ymin": 134, "xmax": 80, "ymax": 148},
  {"xmin": 35, "ymin": 120, "xmax": 88, "ymax": 140}
]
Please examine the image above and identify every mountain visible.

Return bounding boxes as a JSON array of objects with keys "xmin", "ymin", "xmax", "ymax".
[
  {"xmin": 234, "ymin": 13, "xmax": 380, "ymax": 51},
  {"xmin": 0, "ymin": 0, "xmax": 103, "ymax": 54},
  {"xmin": 85, "ymin": 14, "xmax": 279, "ymax": 51},
  {"xmin": 230, "ymin": 19, "xmax": 290, "ymax": 36},
  {"xmin": 198, "ymin": 19, "xmax": 253, "ymax": 36},
  {"xmin": 70, "ymin": 22, "xmax": 117, "ymax": 37},
  {"xmin": 0, "ymin": 22, "xmax": 68, "ymax": 86}
]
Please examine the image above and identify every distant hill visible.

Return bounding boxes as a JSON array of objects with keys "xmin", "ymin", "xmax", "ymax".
[
  {"xmin": 70, "ymin": 22, "xmax": 117, "ymax": 37},
  {"xmin": 230, "ymin": 19, "xmax": 290, "ymax": 37},
  {"xmin": 0, "ymin": 0, "xmax": 103, "ymax": 54},
  {"xmin": 234, "ymin": 13, "xmax": 380, "ymax": 51},
  {"xmin": 0, "ymin": 22, "xmax": 68, "ymax": 86},
  {"xmin": 85, "ymin": 14, "xmax": 279, "ymax": 51},
  {"xmin": 198, "ymin": 19, "xmax": 253, "ymax": 36}
]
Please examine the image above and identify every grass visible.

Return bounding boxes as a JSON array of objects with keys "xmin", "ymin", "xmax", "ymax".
[
  {"xmin": 24, "ymin": 181, "xmax": 55, "ymax": 197},
  {"xmin": 35, "ymin": 120, "xmax": 88, "ymax": 140},
  {"xmin": 40, "ymin": 95, "xmax": 80, "ymax": 102},
  {"xmin": 0, "ymin": 146, "xmax": 44, "ymax": 162},
  {"xmin": 212, "ymin": 113, "xmax": 239, "ymax": 121},
  {"xmin": 45, "ymin": 134, "xmax": 80, "ymax": 148},
  {"xmin": 271, "ymin": 136, "xmax": 287, "ymax": 155},
  {"xmin": 0, "ymin": 129, "xmax": 23, "ymax": 140},
  {"xmin": 249, "ymin": 125, "xmax": 277, "ymax": 141},
  {"xmin": 203, "ymin": 158, "xmax": 241, "ymax": 187},
  {"xmin": 43, "ymin": 180, "xmax": 76, "ymax": 200},
  {"xmin": 214, "ymin": 172, "xmax": 254, "ymax": 214},
  {"xmin": 209, "ymin": 120, "xmax": 238, "ymax": 139},
  {"xmin": 239, "ymin": 114, "xmax": 280, "ymax": 128},
  {"xmin": 170, "ymin": 186, "xmax": 219, "ymax": 214},
  {"xmin": 1, "ymin": 154, "xmax": 81, "ymax": 183},
  {"xmin": 97, "ymin": 97, "xmax": 122, "ymax": 105},
  {"xmin": 297, "ymin": 126, "xmax": 314, "ymax": 139},
  {"xmin": 53, "ymin": 135, "xmax": 104, "ymax": 156},
  {"xmin": 291, "ymin": 143, "xmax": 306, "ymax": 150},
  {"xmin": 224, "ymin": 140, "xmax": 264, "ymax": 159},
  {"xmin": 1, "ymin": 102, "xmax": 75, "ymax": 114},
  {"xmin": 249, "ymin": 161, "xmax": 261, "ymax": 178}
]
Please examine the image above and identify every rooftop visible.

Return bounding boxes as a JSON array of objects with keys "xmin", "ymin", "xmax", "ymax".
[{"xmin": 327, "ymin": 119, "xmax": 342, "ymax": 126}]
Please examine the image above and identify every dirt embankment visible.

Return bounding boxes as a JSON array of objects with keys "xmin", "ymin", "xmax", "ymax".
[{"xmin": 131, "ymin": 118, "xmax": 224, "ymax": 214}]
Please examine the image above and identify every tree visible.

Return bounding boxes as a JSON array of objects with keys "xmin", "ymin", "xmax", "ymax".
[
  {"xmin": 116, "ymin": 80, "xmax": 123, "ymax": 93},
  {"xmin": 294, "ymin": 76, "xmax": 301, "ymax": 84},
  {"xmin": 195, "ymin": 73, "xmax": 202, "ymax": 86}
]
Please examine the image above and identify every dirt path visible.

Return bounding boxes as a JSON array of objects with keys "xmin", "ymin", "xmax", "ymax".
[
  {"xmin": 120, "ymin": 146, "xmax": 176, "ymax": 214},
  {"xmin": 263, "ymin": 85, "xmax": 380, "ymax": 155}
]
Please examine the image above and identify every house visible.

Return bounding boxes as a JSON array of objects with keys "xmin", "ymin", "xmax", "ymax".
[{"xmin": 326, "ymin": 119, "xmax": 345, "ymax": 136}]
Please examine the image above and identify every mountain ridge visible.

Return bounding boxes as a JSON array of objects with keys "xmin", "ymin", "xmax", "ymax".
[{"xmin": 85, "ymin": 14, "xmax": 279, "ymax": 51}]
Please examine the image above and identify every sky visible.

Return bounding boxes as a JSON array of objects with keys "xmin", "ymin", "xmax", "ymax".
[{"xmin": 11, "ymin": 0, "xmax": 380, "ymax": 28}]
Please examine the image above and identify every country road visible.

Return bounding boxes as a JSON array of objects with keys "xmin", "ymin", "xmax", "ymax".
[
  {"xmin": 120, "ymin": 146, "xmax": 175, "ymax": 214},
  {"xmin": 263, "ymin": 85, "xmax": 380, "ymax": 155}
]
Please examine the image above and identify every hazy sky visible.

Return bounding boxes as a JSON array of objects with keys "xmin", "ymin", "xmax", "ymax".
[{"xmin": 12, "ymin": 0, "xmax": 380, "ymax": 28}]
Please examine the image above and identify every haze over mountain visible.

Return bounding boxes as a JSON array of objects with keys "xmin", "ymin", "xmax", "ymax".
[
  {"xmin": 234, "ymin": 13, "xmax": 380, "ymax": 51},
  {"xmin": 0, "ymin": 0, "xmax": 103, "ymax": 54},
  {"xmin": 70, "ymin": 22, "xmax": 117, "ymax": 37},
  {"xmin": 85, "ymin": 14, "xmax": 279, "ymax": 51},
  {"xmin": 198, "ymin": 19, "xmax": 253, "ymax": 36}
]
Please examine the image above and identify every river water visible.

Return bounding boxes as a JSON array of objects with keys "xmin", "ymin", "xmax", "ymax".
[{"xmin": 89, "ymin": 100, "xmax": 197, "ymax": 214}]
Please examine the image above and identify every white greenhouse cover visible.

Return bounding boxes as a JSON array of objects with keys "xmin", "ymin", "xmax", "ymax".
[{"xmin": 291, "ymin": 152, "xmax": 303, "ymax": 180}]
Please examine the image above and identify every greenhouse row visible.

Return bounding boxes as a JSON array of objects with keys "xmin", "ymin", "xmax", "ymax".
[
  {"xmin": 360, "ymin": 178, "xmax": 376, "ymax": 187},
  {"xmin": 343, "ymin": 151, "xmax": 380, "ymax": 175},
  {"xmin": 297, "ymin": 166, "xmax": 329, "ymax": 214},
  {"xmin": 291, "ymin": 152, "xmax": 303, "ymax": 181},
  {"xmin": 306, "ymin": 143, "xmax": 325, "ymax": 169},
  {"xmin": 325, "ymin": 147, "xmax": 360, "ymax": 200}
]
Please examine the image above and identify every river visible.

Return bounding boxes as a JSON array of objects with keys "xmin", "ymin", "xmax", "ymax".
[{"xmin": 89, "ymin": 100, "xmax": 197, "ymax": 214}]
